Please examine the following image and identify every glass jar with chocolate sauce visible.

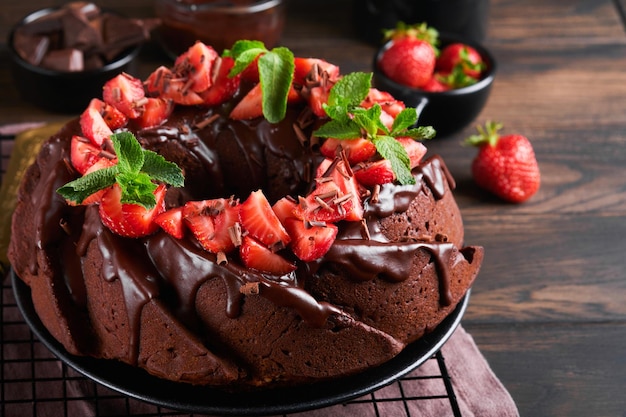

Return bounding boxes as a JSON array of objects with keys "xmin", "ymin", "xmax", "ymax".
[{"xmin": 154, "ymin": 0, "xmax": 286, "ymax": 57}]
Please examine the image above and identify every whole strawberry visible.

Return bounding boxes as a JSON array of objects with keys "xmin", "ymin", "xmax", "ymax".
[
  {"xmin": 437, "ymin": 43, "xmax": 485, "ymax": 79},
  {"xmin": 465, "ymin": 121, "xmax": 540, "ymax": 203},
  {"xmin": 378, "ymin": 22, "xmax": 439, "ymax": 88}
]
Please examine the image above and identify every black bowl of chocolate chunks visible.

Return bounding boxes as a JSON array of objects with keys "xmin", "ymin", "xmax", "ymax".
[{"xmin": 8, "ymin": 2, "xmax": 156, "ymax": 113}]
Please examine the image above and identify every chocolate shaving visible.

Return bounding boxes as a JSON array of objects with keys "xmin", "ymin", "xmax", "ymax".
[
  {"xmin": 195, "ymin": 113, "xmax": 220, "ymax": 130},
  {"xmin": 59, "ymin": 218, "xmax": 72, "ymax": 235},
  {"xmin": 292, "ymin": 122, "xmax": 308, "ymax": 147},
  {"xmin": 216, "ymin": 251, "xmax": 228, "ymax": 265},
  {"xmin": 360, "ymin": 219, "xmax": 371, "ymax": 240},
  {"xmin": 371, "ymin": 184, "xmax": 381, "ymax": 204},
  {"xmin": 333, "ymin": 192, "xmax": 354, "ymax": 206},
  {"xmin": 228, "ymin": 222, "xmax": 243, "ymax": 248}
]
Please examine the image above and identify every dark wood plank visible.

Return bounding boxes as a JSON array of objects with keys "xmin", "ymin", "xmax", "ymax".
[
  {"xmin": 465, "ymin": 322, "xmax": 626, "ymax": 417},
  {"xmin": 463, "ymin": 212, "xmax": 626, "ymax": 323}
]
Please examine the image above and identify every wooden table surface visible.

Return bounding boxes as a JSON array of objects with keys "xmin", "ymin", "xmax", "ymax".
[{"xmin": 2, "ymin": 1, "xmax": 626, "ymax": 416}]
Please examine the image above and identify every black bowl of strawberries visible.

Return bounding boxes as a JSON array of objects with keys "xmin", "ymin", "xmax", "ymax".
[{"xmin": 373, "ymin": 23, "xmax": 496, "ymax": 138}]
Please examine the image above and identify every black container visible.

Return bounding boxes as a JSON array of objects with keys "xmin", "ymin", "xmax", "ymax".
[
  {"xmin": 372, "ymin": 35, "xmax": 496, "ymax": 138},
  {"xmin": 354, "ymin": 0, "xmax": 490, "ymax": 44},
  {"xmin": 8, "ymin": 8, "xmax": 141, "ymax": 114}
]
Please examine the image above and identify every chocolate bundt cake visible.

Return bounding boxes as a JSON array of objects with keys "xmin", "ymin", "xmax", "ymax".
[{"xmin": 9, "ymin": 41, "xmax": 483, "ymax": 387}]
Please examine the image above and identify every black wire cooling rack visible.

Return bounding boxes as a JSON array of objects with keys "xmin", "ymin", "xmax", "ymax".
[{"xmin": 0, "ymin": 133, "xmax": 462, "ymax": 417}]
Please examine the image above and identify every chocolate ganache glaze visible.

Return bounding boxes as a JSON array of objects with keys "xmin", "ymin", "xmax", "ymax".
[{"xmin": 9, "ymin": 81, "xmax": 483, "ymax": 386}]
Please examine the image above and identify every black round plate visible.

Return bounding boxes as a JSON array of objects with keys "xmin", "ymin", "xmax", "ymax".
[{"xmin": 12, "ymin": 270, "xmax": 469, "ymax": 416}]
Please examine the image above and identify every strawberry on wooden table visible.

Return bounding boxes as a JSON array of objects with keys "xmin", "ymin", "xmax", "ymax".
[
  {"xmin": 378, "ymin": 22, "xmax": 439, "ymax": 89},
  {"xmin": 465, "ymin": 121, "xmax": 540, "ymax": 203}
]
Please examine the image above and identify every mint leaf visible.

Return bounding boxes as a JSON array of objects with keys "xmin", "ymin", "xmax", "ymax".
[
  {"xmin": 373, "ymin": 135, "xmax": 415, "ymax": 185},
  {"xmin": 327, "ymin": 72, "xmax": 371, "ymax": 109},
  {"xmin": 258, "ymin": 47, "xmax": 294, "ymax": 123},
  {"xmin": 313, "ymin": 119, "xmax": 362, "ymax": 140},
  {"xmin": 352, "ymin": 105, "xmax": 387, "ymax": 137},
  {"xmin": 390, "ymin": 108, "xmax": 418, "ymax": 135},
  {"xmin": 224, "ymin": 40, "xmax": 295, "ymax": 123},
  {"xmin": 404, "ymin": 126, "xmax": 436, "ymax": 140},
  {"xmin": 57, "ymin": 166, "xmax": 118, "ymax": 203},
  {"xmin": 225, "ymin": 40, "xmax": 267, "ymax": 77},
  {"xmin": 117, "ymin": 171, "xmax": 157, "ymax": 207},
  {"xmin": 142, "ymin": 151, "xmax": 185, "ymax": 187},
  {"xmin": 112, "ymin": 131, "xmax": 144, "ymax": 174},
  {"xmin": 57, "ymin": 132, "xmax": 184, "ymax": 208}
]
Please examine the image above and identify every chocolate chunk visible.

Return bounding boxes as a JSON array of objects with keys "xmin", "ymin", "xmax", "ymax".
[
  {"xmin": 13, "ymin": 2, "xmax": 153, "ymax": 72},
  {"xmin": 17, "ymin": 9, "xmax": 65, "ymax": 35},
  {"xmin": 65, "ymin": 1, "xmax": 101, "ymax": 20},
  {"xmin": 62, "ymin": 9, "xmax": 102, "ymax": 51},
  {"xmin": 13, "ymin": 28, "xmax": 50, "ymax": 66},
  {"xmin": 41, "ymin": 48, "xmax": 84, "ymax": 72}
]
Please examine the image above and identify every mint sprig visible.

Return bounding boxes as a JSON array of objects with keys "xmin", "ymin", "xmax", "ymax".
[
  {"xmin": 57, "ymin": 132, "xmax": 184, "ymax": 209},
  {"xmin": 225, "ymin": 40, "xmax": 295, "ymax": 124},
  {"xmin": 313, "ymin": 72, "xmax": 436, "ymax": 185}
]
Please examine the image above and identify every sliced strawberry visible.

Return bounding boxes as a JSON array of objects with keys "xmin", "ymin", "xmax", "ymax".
[
  {"xmin": 272, "ymin": 197, "xmax": 297, "ymax": 224},
  {"xmin": 310, "ymin": 158, "xmax": 363, "ymax": 221},
  {"xmin": 145, "ymin": 66, "xmax": 171, "ymax": 95},
  {"xmin": 80, "ymin": 99, "xmax": 114, "ymax": 146},
  {"xmin": 287, "ymin": 84, "xmax": 303, "ymax": 104},
  {"xmin": 102, "ymin": 73, "xmax": 146, "ymax": 119},
  {"xmin": 99, "ymin": 183, "xmax": 166, "ymax": 238},
  {"xmin": 73, "ymin": 157, "xmax": 119, "ymax": 205},
  {"xmin": 145, "ymin": 65, "xmax": 205, "ymax": 105},
  {"xmin": 320, "ymin": 138, "xmax": 377, "ymax": 165},
  {"xmin": 174, "ymin": 41, "xmax": 219, "ymax": 93},
  {"xmin": 293, "ymin": 57, "xmax": 340, "ymax": 85},
  {"xmin": 354, "ymin": 159, "xmax": 395, "ymax": 187},
  {"xmin": 239, "ymin": 190, "xmax": 291, "ymax": 249},
  {"xmin": 284, "ymin": 218, "xmax": 338, "ymax": 262},
  {"xmin": 396, "ymin": 137, "xmax": 427, "ymax": 169},
  {"xmin": 294, "ymin": 180, "xmax": 344, "ymax": 223},
  {"xmin": 230, "ymin": 83, "xmax": 263, "ymax": 120},
  {"xmin": 160, "ymin": 77, "xmax": 205, "ymax": 106},
  {"xmin": 239, "ymin": 235, "xmax": 296, "ymax": 275},
  {"xmin": 307, "ymin": 85, "xmax": 330, "ymax": 118},
  {"xmin": 200, "ymin": 56, "xmax": 241, "ymax": 106},
  {"xmin": 70, "ymin": 135, "xmax": 103, "ymax": 175},
  {"xmin": 183, "ymin": 198, "xmax": 240, "ymax": 254},
  {"xmin": 83, "ymin": 97, "xmax": 129, "ymax": 130},
  {"xmin": 240, "ymin": 55, "xmax": 261, "ymax": 83},
  {"xmin": 135, "ymin": 97, "xmax": 173, "ymax": 129},
  {"xmin": 361, "ymin": 88, "xmax": 406, "ymax": 118},
  {"xmin": 154, "ymin": 206, "xmax": 185, "ymax": 239}
]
